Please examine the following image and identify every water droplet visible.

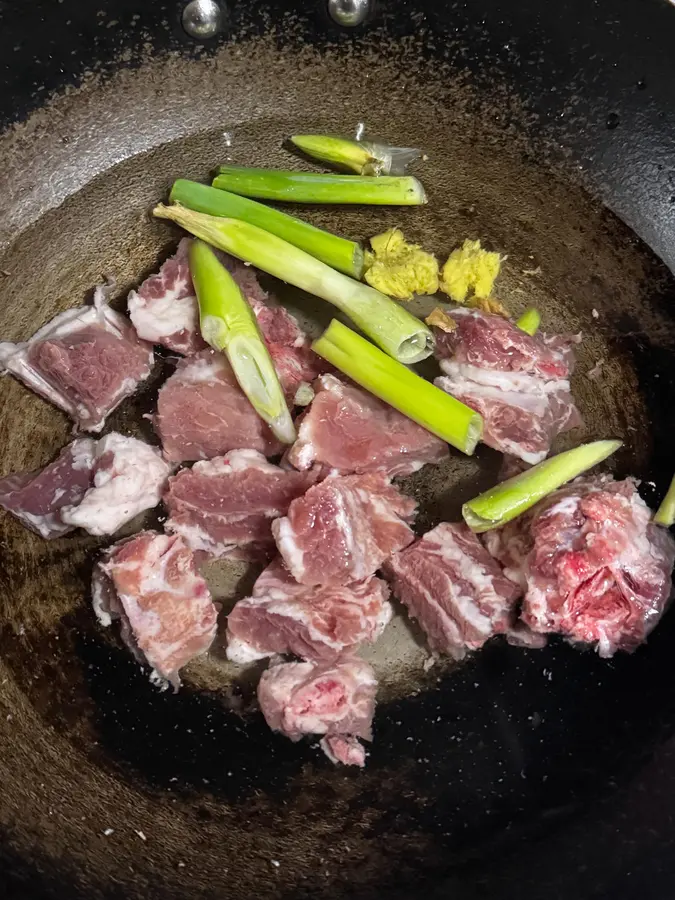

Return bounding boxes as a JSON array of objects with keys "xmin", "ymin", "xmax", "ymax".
[
  {"xmin": 606, "ymin": 112, "xmax": 620, "ymax": 130},
  {"xmin": 636, "ymin": 78, "xmax": 647, "ymax": 90}
]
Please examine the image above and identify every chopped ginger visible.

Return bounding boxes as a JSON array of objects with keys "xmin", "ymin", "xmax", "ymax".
[
  {"xmin": 440, "ymin": 239, "xmax": 502, "ymax": 303},
  {"xmin": 468, "ymin": 295, "xmax": 510, "ymax": 318},
  {"xmin": 363, "ymin": 228, "xmax": 439, "ymax": 301},
  {"xmin": 425, "ymin": 307, "xmax": 457, "ymax": 333}
]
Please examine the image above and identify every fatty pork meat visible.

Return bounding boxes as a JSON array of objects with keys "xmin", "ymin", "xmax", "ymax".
[
  {"xmin": 273, "ymin": 472, "xmax": 417, "ymax": 586},
  {"xmin": 128, "ymin": 241, "xmax": 324, "ymax": 398},
  {"xmin": 154, "ymin": 349, "xmax": 283, "ymax": 463},
  {"xmin": 383, "ymin": 522, "xmax": 522, "ymax": 658},
  {"xmin": 257, "ymin": 655, "xmax": 377, "ymax": 767},
  {"xmin": 433, "ymin": 309, "xmax": 581, "ymax": 463},
  {"xmin": 0, "ymin": 285, "xmax": 154, "ymax": 432},
  {"xmin": 226, "ymin": 557, "xmax": 392, "ymax": 663},
  {"xmin": 164, "ymin": 449, "xmax": 318, "ymax": 559},
  {"xmin": 92, "ymin": 530, "xmax": 217, "ymax": 688},
  {"xmin": 286, "ymin": 374, "xmax": 449, "ymax": 477},
  {"xmin": 0, "ymin": 438, "xmax": 97, "ymax": 538},
  {"xmin": 0, "ymin": 433, "xmax": 170, "ymax": 538},
  {"xmin": 485, "ymin": 476, "xmax": 675, "ymax": 656},
  {"xmin": 127, "ymin": 238, "xmax": 206, "ymax": 356},
  {"xmin": 60, "ymin": 433, "xmax": 171, "ymax": 536}
]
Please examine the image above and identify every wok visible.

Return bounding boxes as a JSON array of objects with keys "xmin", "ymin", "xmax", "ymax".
[{"xmin": 1, "ymin": 1, "xmax": 675, "ymax": 898}]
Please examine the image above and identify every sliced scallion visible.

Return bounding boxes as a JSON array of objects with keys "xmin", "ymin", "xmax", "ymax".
[
  {"xmin": 290, "ymin": 134, "xmax": 421, "ymax": 176},
  {"xmin": 654, "ymin": 472, "xmax": 675, "ymax": 527},
  {"xmin": 188, "ymin": 240, "xmax": 295, "ymax": 444},
  {"xmin": 462, "ymin": 439, "xmax": 622, "ymax": 532},
  {"xmin": 153, "ymin": 204, "xmax": 434, "ymax": 364},
  {"xmin": 516, "ymin": 308, "xmax": 541, "ymax": 336},
  {"xmin": 312, "ymin": 318, "xmax": 482, "ymax": 456}
]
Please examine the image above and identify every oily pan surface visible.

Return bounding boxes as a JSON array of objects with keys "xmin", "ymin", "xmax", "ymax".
[{"xmin": 1, "ymin": 39, "xmax": 675, "ymax": 900}]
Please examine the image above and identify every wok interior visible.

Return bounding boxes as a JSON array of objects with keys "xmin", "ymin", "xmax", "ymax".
[{"xmin": 1, "ymin": 48, "xmax": 675, "ymax": 896}]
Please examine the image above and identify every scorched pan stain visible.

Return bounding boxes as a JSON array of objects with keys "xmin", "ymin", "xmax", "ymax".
[{"xmin": 2, "ymin": 3, "xmax": 675, "ymax": 900}]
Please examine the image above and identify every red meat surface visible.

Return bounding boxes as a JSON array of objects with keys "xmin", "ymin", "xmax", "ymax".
[
  {"xmin": 383, "ymin": 522, "xmax": 522, "ymax": 657},
  {"xmin": 286, "ymin": 374, "xmax": 449, "ymax": 477},
  {"xmin": 0, "ymin": 286, "xmax": 154, "ymax": 432},
  {"xmin": 92, "ymin": 531, "xmax": 218, "ymax": 688},
  {"xmin": 485, "ymin": 476, "xmax": 675, "ymax": 656},
  {"xmin": 154, "ymin": 349, "xmax": 282, "ymax": 463},
  {"xmin": 0, "ymin": 438, "xmax": 97, "ymax": 538},
  {"xmin": 257, "ymin": 655, "xmax": 377, "ymax": 766},
  {"xmin": 164, "ymin": 449, "xmax": 317, "ymax": 559},
  {"xmin": 433, "ymin": 309, "xmax": 581, "ymax": 463},
  {"xmin": 226, "ymin": 557, "xmax": 392, "ymax": 663},
  {"xmin": 273, "ymin": 472, "xmax": 417, "ymax": 586}
]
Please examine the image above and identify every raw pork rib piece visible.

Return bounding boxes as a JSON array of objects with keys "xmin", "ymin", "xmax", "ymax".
[
  {"xmin": 383, "ymin": 522, "xmax": 522, "ymax": 657},
  {"xmin": 433, "ymin": 309, "xmax": 581, "ymax": 463},
  {"xmin": 273, "ymin": 472, "xmax": 417, "ymax": 586},
  {"xmin": 92, "ymin": 531, "xmax": 217, "ymax": 688},
  {"xmin": 128, "ymin": 242, "xmax": 323, "ymax": 397},
  {"xmin": 127, "ymin": 239, "xmax": 206, "ymax": 356},
  {"xmin": 0, "ymin": 438, "xmax": 97, "ymax": 538},
  {"xmin": 164, "ymin": 450, "xmax": 317, "ymax": 559},
  {"xmin": 0, "ymin": 286, "xmax": 154, "ymax": 432},
  {"xmin": 485, "ymin": 477, "xmax": 675, "ymax": 656},
  {"xmin": 257, "ymin": 655, "xmax": 377, "ymax": 766},
  {"xmin": 61, "ymin": 433, "xmax": 170, "ymax": 536},
  {"xmin": 287, "ymin": 374, "xmax": 449, "ymax": 477},
  {"xmin": 154, "ymin": 349, "xmax": 282, "ymax": 463},
  {"xmin": 226, "ymin": 557, "xmax": 392, "ymax": 663}
]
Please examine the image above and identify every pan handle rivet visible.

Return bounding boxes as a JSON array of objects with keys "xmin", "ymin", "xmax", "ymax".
[
  {"xmin": 182, "ymin": 0, "xmax": 223, "ymax": 39},
  {"xmin": 328, "ymin": 0, "xmax": 371, "ymax": 27}
]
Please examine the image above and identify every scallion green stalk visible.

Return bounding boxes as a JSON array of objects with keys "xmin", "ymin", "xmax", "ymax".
[
  {"xmin": 170, "ymin": 180, "xmax": 364, "ymax": 278},
  {"xmin": 212, "ymin": 166, "xmax": 426, "ymax": 205},
  {"xmin": 153, "ymin": 204, "xmax": 434, "ymax": 364},
  {"xmin": 188, "ymin": 240, "xmax": 295, "ymax": 444},
  {"xmin": 654, "ymin": 472, "xmax": 675, "ymax": 526},
  {"xmin": 312, "ymin": 319, "xmax": 482, "ymax": 455},
  {"xmin": 290, "ymin": 134, "xmax": 421, "ymax": 176},
  {"xmin": 462, "ymin": 439, "xmax": 622, "ymax": 532},
  {"xmin": 516, "ymin": 308, "xmax": 541, "ymax": 335}
]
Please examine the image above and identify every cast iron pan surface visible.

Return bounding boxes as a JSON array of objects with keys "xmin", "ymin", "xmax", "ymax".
[{"xmin": 1, "ymin": 2, "xmax": 675, "ymax": 899}]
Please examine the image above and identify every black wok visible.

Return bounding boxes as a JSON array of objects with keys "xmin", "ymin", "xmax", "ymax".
[{"xmin": 2, "ymin": 1, "xmax": 675, "ymax": 898}]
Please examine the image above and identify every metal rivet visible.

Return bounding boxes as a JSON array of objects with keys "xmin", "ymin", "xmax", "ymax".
[
  {"xmin": 182, "ymin": 0, "xmax": 223, "ymax": 40},
  {"xmin": 328, "ymin": 0, "xmax": 371, "ymax": 28}
]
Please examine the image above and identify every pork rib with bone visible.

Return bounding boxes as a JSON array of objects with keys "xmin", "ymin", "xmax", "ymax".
[
  {"xmin": 0, "ymin": 285, "xmax": 154, "ymax": 432},
  {"xmin": 92, "ymin": 530, "xmax": 218, "ymax": 689},
  {"xmin": 433, "ymin": 309, "xmax": 581, "ymax": 463},
  {"xmin": 286, "ymin": 373, "xmax": 449, "ymax": 477},
  {"xmin": 164, "ymin": 449, "xmax": 318, "ymax": 560},
  {"xmin": 128, "ymin": 240, "xmax": 324, "ymax": 400},
  {"xmin": 485, "ymin": 476, "xmax": 675, "ymax": 656},
  {"xmin": 0, "ymin": 433, "xmax": 170, "ymax": 538},
  {"xmin": 257, "ymin": 655, "xmax": 377, "ymax": 767},
  {"xmin": 226, "ymin": 557, "xmax": 392, "ymax": 664}
]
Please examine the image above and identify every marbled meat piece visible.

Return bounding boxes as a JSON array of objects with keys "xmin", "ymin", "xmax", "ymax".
[
  {"xmin": 127, "ymin": 238, "xmax": 207, "ymax": 356},
  {"xmin": 433, "ymin": 309, "xmax": 581, "ymax": 463},
  {"xmin": 257, "ymin": 655, "xmax": 377, "ymax": 766},
  {"xmin": 287, "ymin": 374, "xmax": 449, "ymax": 477},
  {"xmin": 154, "ymin": 349, "xmax": 282, "ymax": 462},
  {"xmin": 0, "ymin": 438, "xmax": 97, "ymax": 538},
  {"xmin": 0, "ymin": 286, "xmax": 154, "ymax": 432},
  {"xmin": 226, "ymin": 557, "xmax": 392, "ymax": 663},
  {"xmin": 485, "ymin": 476, "xmax": 675, "ymax": 656},
  {"xmin": 164, "ymin": 449, "xmax": 317, "ymax": 559},
  {"xmin": 273, "ymin": 472, "xmax": 417, "ymax": 586},
  {"xmin": 92, "ymin": 530, "xmax": 217, "ymax": 688},
  {"xmin": 319, "ymin": 734, "xmax": 366, "ymax": 767},
  {"xmin": 383, "ymin": 522, "xmax": 522, "ymax": 657},
  {"xmin": 61, "ymin": 433, "xmax": 170, "ymax": 536},
  {"xmin": 128, "ymin": 242, "xmax": 323, "ymax": 397}
]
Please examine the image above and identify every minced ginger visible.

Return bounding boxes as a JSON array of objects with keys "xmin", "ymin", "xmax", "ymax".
[
  {"xmin": 440, "ymin": 239, "xmax": 502, "ymax": 304},
  {"xmin": 363, "ymin": 228, "xmax": 439, "ymax": 301}
]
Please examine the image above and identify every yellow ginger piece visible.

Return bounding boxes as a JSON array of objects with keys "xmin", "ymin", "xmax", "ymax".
[
  {"xmin": 440, "ymin": 239, "xmax": 502, "ymax": 303},
  {"xmin": 364, "ymin": 228, "xmax": 439, "ymax": 301}
]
